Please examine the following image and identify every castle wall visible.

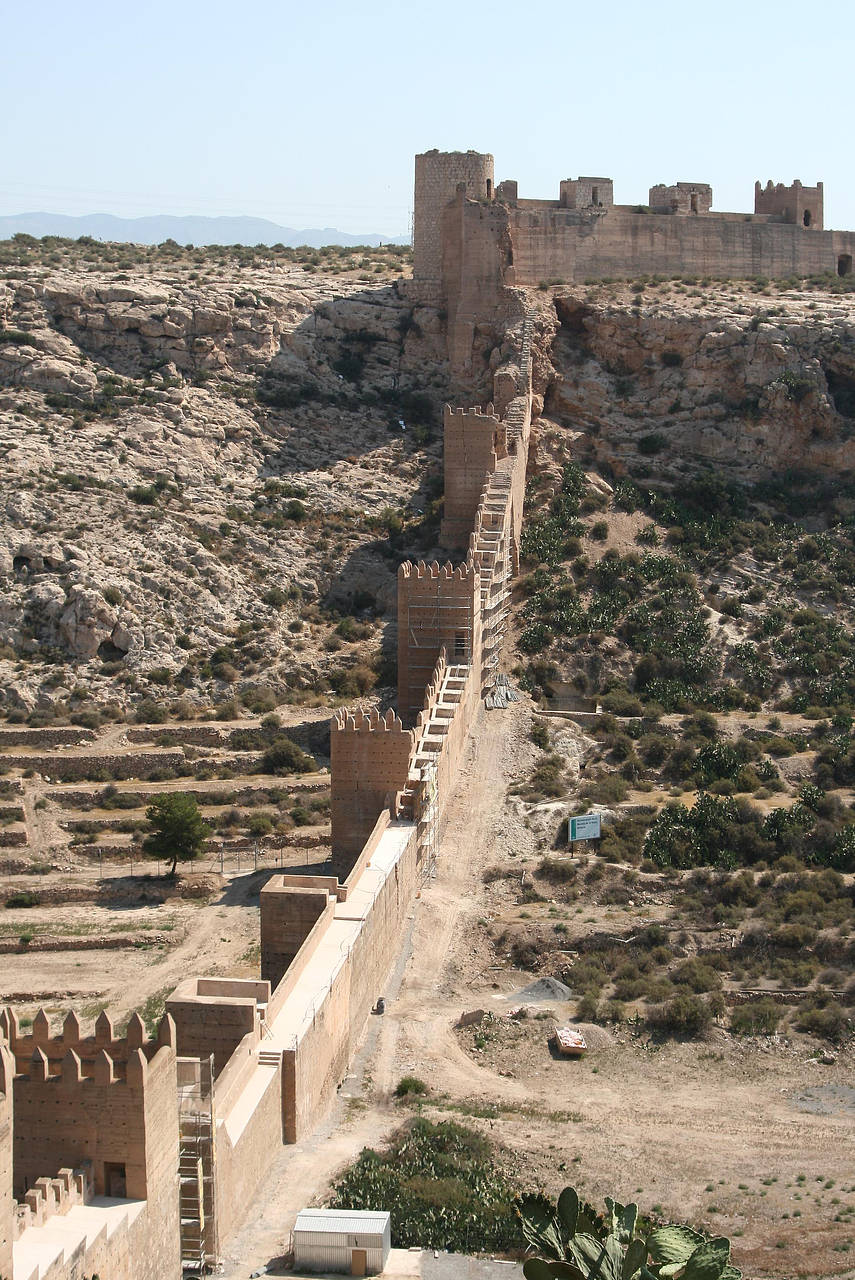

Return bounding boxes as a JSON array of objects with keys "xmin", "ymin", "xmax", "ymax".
[
  {"xmin": 455, "ymin": 201, "xmax": 855, "ymax": 293},
  {"xmin": 396, "ymin": 561, "xmax": 480, "ymax": 723},
  {"xmin": 282, "ymin": 820, "xmax": 421, "ymax": 1143},
  {"xmin": 330, "ymin": 709, "xmax": 414, "ymax": 856},
  {"xmin": 440, "ymin": 405, "xmax": 504, "ymax": 549},
  {"xmin": 212, "ymin": 1055, "xmax": 282, "ymax": 1249},
  {"xmin": 0, "ymin": 1045, "xmax": 12, "ymax": 1280},
  {"xmin": 413, "ymin": 150, "xmax": 494, "ymax": 293}
]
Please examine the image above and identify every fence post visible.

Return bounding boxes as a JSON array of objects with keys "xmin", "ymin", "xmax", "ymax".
[{"xmin": 98, "ymin": 848, "xmax": 102, "ymax": 881}]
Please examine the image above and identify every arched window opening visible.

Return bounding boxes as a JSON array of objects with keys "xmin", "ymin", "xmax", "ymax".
[{"xmin": 803, "ymin": 209, "xmax": 812, "ymax": 227}]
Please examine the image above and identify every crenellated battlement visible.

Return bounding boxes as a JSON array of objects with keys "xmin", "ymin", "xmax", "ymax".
[
  {"xmin": 13, "ymin": 1163, "xmax": 93, "ymax": 1238},
  {"xmin": 15, "ymin": 1044, "xmax": 157, "ymax": 1090},
  {"xmin": 444, "ymin": 403, "xmax": 499, "ymax": 422},
  {"xmin": 398, "ymin": 558, "xmax": 477, "ymax": 582},
  {"xmin": 1, "ymin": 1006, "xmax": 176, "ymax": 1075},
  {"xmin": 333, "ymin": 705, "xmax": 413, "ymax": 738}
]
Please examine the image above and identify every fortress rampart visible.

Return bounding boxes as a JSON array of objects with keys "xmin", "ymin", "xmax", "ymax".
[
  {"xmin": 409, "ymin": 151, "xmax": 855, "ymax": 371},
  {"xmin": 1, "ymin": 153, "xmax": 540, "ymax": 1279},
  {"xmin": 0, "ymin": 1010, "xmax": 180, "ymax": 1280}
]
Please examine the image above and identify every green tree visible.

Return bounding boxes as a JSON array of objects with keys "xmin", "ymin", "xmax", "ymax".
[{"xmin": 143, "ymin": 792, "xmax": 210, "ymax": 877}]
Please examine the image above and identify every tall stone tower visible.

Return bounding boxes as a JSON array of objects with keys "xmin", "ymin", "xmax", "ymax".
[{"xmin": 412, "ymin": 150, "xmax": 494, "ymax": 298}]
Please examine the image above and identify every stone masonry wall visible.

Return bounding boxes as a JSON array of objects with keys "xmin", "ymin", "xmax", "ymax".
[
  {"xmin": 0, "ymin": 1045, "xmax": 12, "ymax": 1280},
  {"xmin": 440, "ymin": 405, "xmax": 504, "ymax": 548},
  {"xmin": 167, "ymin": 979, "xmax": 268, "ymax": 1076},
  {"xmin": 281, "ymin": 821, "xmax": 421, "ymax": 1143},
  {"xmin": 413, "ymin": 150, "xmax": 494, "ymax": 289},
  {"xmin": 260, "ymin": 885, "xmax": 334, "ymax": 988},
  {"xmin": 396, "ymin": 562, "xmax": 480, "ymax": 723},
  {"xmin": 330, "ymin": 710, "xmax": 415, "ymax": 856}
]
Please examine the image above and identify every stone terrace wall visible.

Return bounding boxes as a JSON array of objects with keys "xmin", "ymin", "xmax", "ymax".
[{"xmin": 0, "ymin": 750, "xmax": 187, "ymax": 781}]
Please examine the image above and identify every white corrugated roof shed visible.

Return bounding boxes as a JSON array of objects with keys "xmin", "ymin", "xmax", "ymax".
[{"xmin": 295, "ymin": 1209, "xmax": 390, "ymax": 1235}]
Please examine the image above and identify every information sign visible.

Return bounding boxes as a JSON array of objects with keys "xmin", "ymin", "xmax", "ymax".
[{"xmin": 568, "ymin": 812, "xmax": 602, "ymax": 842}]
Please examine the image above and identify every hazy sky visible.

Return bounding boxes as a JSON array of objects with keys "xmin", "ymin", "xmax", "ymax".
[{"xmin": 4, "ymin": 0, "xmax": 853, "ymax": 235}]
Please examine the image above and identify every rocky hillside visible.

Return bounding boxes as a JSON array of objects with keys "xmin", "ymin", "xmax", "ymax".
[
  {"xmin": 540, "ymin": 278, "xmax": 855, "ymax": 481},
  {"xmin": 4, "ymin": 243, "xmax": 855, "ymax": 730},
  {"xmin": 0, "ymin": 243, "xmax": 454, "ymax": 720}
]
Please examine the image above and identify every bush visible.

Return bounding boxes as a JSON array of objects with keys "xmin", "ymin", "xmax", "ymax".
[
  {"xmin": 135, "ymin": 698, "xmax": 168, "ymax": 724},
  {"xmin": 5, "ymin": 890, "xmax": 40, "ymax": 909},
  {"xmin": 648, "ymin": 993, "xmax": 713, "ymax": 1037},
  {"xmin": 795, "ymin": 998, "xmax": 849, "ymax": 1041},
  {"xmin": 261, "ymin": 736, "xmax": 316, "ymax": 775},
  {"xmin": 730, "ymin": 1000, "xmax": 780, "ymax": 1035},
  {"xmin": 394, "ymin": 1076, "xmax": 428, "ymax": 1098},
  {"xmin": 638, "ymin": 433, "xmax": 668, "ymax": 456},
  {"xmin": 328, "ymin": 1119, "xmax": 521, "ymax": 1252},
  {"xmin": 600, "ymin": 688, "xmax": 644, "ymax": 716}
]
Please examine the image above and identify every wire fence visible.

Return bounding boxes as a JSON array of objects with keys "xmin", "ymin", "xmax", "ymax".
[{"xmin": 90, "ymin": 842, "xmax": 335, "ymax": 883}]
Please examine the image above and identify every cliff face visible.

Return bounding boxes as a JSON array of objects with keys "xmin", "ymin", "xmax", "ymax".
[
  {"xmin": 0, "ymin": 261, "xmax": 449, "ymax": 712},
  {"xmin": 541, "ymin": 283, "xmax": 855, "ymax": 481}
]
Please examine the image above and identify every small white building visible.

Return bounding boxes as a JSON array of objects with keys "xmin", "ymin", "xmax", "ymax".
[{"xmin": 293, "ymin": 1209, "xmax": 392, "ymax": 1275}]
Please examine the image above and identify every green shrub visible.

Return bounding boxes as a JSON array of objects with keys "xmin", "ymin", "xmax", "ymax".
[
  {"xmin": 394, "ymin": 1076, "xmax": 428, "ymax": 1098},
  {"xmin": 638, "ymin": 433, "xmax": 668, "ymax": 455},
  {"xmin": 647, "ymin": 993, "xmax": 713, "ymax": 1037},
  {"xmin": 795, "ymin": 997, "xmax": 849, "ymax": 1041},
  {"xmin": 730, "ymin": 1000, "xmax": 780, "ymax": 1035},
  {"xmin": 5, "ymin": 890, "xmax": 40, "ymax": 909},
  {"xmin": 328, "ymin": 1119, "xmax": 521, "ymax": 1252},
  {"xmin": 261, "ymin": 736, "xmax": 316, "ymax": 775}
]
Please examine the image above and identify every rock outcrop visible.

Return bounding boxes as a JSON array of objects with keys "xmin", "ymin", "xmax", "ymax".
[
  {"xmin": 543, "ymin": 284, "xmax": 855, "ymax": 480},
  {"xmin": 0, "ymin": 259, "xmax": 450, "ymax": 713}
]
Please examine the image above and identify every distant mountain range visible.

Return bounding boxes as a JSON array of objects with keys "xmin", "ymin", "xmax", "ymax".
[{"xmin": 0, "ymin": 211, "xmax": 409, "ymax": 248}]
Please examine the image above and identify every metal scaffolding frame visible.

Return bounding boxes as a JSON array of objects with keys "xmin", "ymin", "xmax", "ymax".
[
  {"xmin": 416, "ymin": 759, "xmax": 439, "ymax": 882},
  {"xmin": 405, "ymin": 598, "xmax": 474, "ymax": 662},
  {"xmin": 178, "ymin": 1055, "xmax": 218, "ymax": 1274}
]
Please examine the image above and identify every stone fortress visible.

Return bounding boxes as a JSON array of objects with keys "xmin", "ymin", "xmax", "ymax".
[
  {"xmin": 2, "ymin": 147, "xmax": 853, "ymax": 1280},
  {"xmin": 411, "ymin": 149, "xmax": 855, "ymax": 371}
]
